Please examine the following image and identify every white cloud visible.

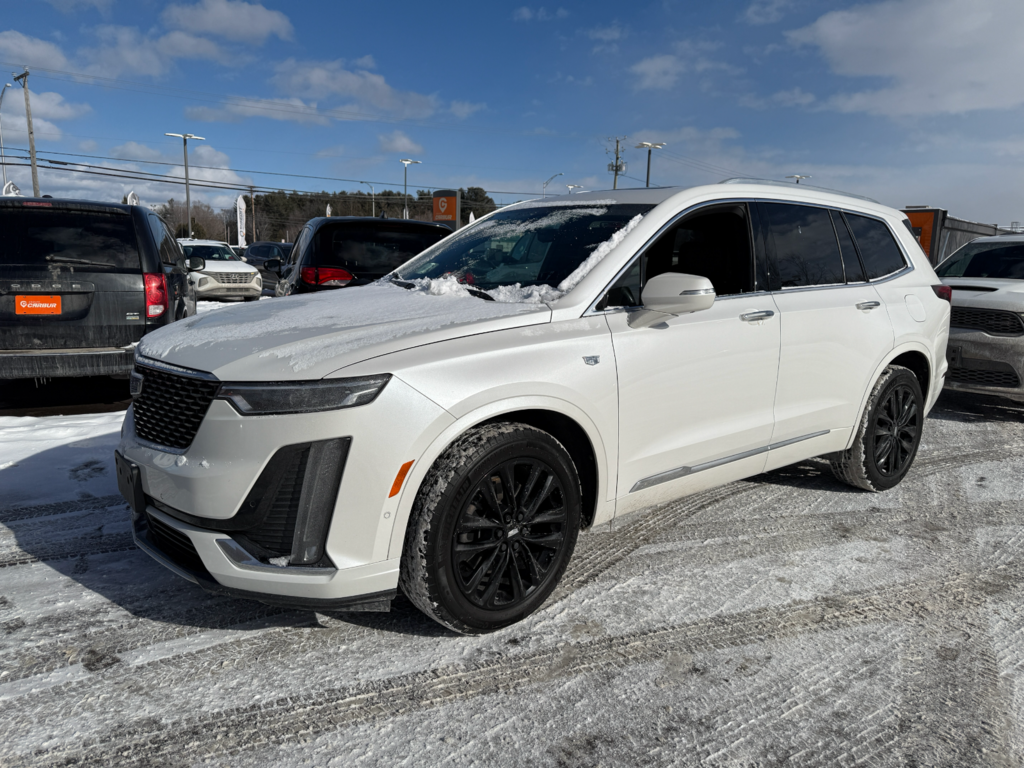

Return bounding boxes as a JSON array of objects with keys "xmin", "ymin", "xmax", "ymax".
[
  {"xmin": 513, "ymin": 7, "xmax": 568, "ymax": 21},
  {"xmin": 378, "ymin": 131, "xmax": 423, "ymax": 155},
  {"xmin": 630, "ymin": 55, "xmax": 686, "ymax": 90},
  {"xmin": 629, "ymin": 40, "xmax": 738, "ymax": 90},
  {"xmin": 587, "ymin": 23, "xmax": 623, "ymax": 41},
  {"xmin": 450, "ymin": 100, "xmax": 485, "ymax": 119},
  {"xmin": 161, "ymin": 0, "xmax": 293, "ymax": 43},
  {"xmin": 772, "ymin": 87, "xmax": 815, "ymax": 107},
  {"xmin": 78, "ymin": 25, "xmax": 172, "ymax": 77},
  {"xmin": 156, "ymin": 31, "xmax": 239, "ymax": 66},
  {"xmin": 787, "ymin": 0, "xmax": 1024, "ymax": 116},
  {"xmin": 43, "ymin": 0, "xmax": 113, "ymax": 12},
  {"xmin": 352, "ymin": 55, "xmax": 376, "ymax": 69},
  {"xmin": 186, "ymin": 96, "xmax": 329, "ymax": 125},
  {"xmin": 0, "ymin": 31, "xmax": 71, "ymax": 70},
  {"xmin": 111, "ymin": 142, "xmax": 165, "ymax": 162},
  {"xmin": 0, "ymin": 89, "xmax": 91, "ymax": 143},
  {"xmin": 272, "ymin": 59, "xmax": 437, "ymax": 119},
  {"xmin": 742, "ymin": 0, "xmax": 794, "ymax": 25}
]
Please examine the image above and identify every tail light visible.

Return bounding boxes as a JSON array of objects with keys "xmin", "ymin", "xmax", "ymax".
[
  {"xmin": 931, "ymin": 284, "xmax": 952, "ymax": 302},
  {"xmin": 144, "ymin": 273, "xmax": 168, "ymax": 318},
  {"xmin": 300, "ymin": 266, "xmax": 353, "ymax": 287}
]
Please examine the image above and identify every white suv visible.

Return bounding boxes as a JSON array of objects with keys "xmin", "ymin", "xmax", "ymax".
[
  {"xmin": 178, "ymin": 239, "xmax": 262, "ymax": 302},
  {"xmin": 116, "ymin": 180, "xmax": 950, "ymax": 633}
]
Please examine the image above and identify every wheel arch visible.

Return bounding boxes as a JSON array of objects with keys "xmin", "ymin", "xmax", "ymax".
[
  {"xmin": 846, "ymin": 342, "xmax": 934, "ymax": 451},
  {"xmin": 387, "ymin": 398, "xmax": 611, "ymax": 561}
]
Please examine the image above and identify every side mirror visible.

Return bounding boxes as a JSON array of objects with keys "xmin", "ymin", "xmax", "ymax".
[
  {"xmin": 186, "ymin": 256, "xmax": 205, "ymax": 271},
  {"xmin": 264, "ymin": 258, "xmax": 282, "ymax": 272},
  {"xmin": 239, "ymin": 256, "xmax": 248, "ymax": 262},
  {"xmin": 628, "ymin": 273, "xmax": 715, "ymax": 329}
]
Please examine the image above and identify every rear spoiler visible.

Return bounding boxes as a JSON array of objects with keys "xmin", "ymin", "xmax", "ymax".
[{"xmin": 0, "ymin": 199, "xmax": 130, "ymax": 215}]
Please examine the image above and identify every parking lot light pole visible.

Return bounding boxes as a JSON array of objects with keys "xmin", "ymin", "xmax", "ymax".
[
  {"xmin": 566, "ymin": 184, "xmax": 583, "ymax": 194},
  {"xmin": 635, "ymin": 142, "xmax": 666, "ymax": 188},
  {"xmin": 0, "ymin": 82, "xmax": 11, "ymax": 186},
  {"xmin": 360, "ymin": 181, "xmax": 375, "ymax": 216},
  {"xmin": 542, "ymin": 172, "xmax": 563, "ymax": 197},
  {"xmin": 399, "ymin": 159, "xmax": 420, "ymax": 219},
  {"xmin": 13, "ymin": 69, "xmax": 39, "ymax": 197},
  {"xmin": 165, "ymin": 132, "xmax": 205, "ymax": 237}
]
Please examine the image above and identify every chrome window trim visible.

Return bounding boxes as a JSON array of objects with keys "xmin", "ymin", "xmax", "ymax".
[
  {"xmin": 585, "ymin": 196, "xmax": 915, "ymax": 317},
  {"xmin": 585, "ymin": 197, "xmax": 757, "ymax": 316}
]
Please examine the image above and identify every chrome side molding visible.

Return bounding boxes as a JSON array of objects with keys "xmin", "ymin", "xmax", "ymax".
[{"xmin": 629, "ymin": 430, "xmax": 830, "ymax": 493}]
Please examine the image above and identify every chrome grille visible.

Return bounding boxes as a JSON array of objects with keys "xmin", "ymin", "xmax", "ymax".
[
  {"xmin": 950, "ymin": 307, "xmax": 1024, "ymax": 336},
  {"xmin": 212, "ymin": 272, "xmax": 256, "ymax": 284},
  {"xmin": 132, "ymin": 364, "xmax": 220, "ymax": 450}
]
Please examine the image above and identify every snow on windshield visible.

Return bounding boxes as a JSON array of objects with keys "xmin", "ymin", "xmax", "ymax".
[{"xmin": 137, "ymin": 282, "xmax": 545, "ymax": 372}]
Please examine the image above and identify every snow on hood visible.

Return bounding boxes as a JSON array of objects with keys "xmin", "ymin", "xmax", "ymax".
[{"xmin": 137, "ymin": 282, "xmax": 549, "ymax": 381}]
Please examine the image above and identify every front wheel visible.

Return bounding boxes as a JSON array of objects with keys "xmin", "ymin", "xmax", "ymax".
[
  {"xmin": 830, "ymin": 364, "xmax": 924, "ymax": 491},
  {"xmin": 400, "ymin": 423, "xmax": 582, "ymax": 634}
]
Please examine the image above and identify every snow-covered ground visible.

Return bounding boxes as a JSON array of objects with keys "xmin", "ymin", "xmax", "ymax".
[{"xmin": 2, "ymin": 389, "xmax": 1024, "ymax": 766}]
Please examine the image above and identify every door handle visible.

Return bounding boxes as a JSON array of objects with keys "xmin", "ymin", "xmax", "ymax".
[
  {"xmin": 740, "ymin": 310, "xmax": 775, "ymax": 322},
  {"xmin": 856, "ymin": 301, "xmax": 881, "ymax": 310}
]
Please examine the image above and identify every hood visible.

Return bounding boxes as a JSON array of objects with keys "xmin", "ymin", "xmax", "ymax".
[
  {"xmin": 942, "ymin": 277, "xmax": 1024, "ymax": 312},
  {"xmin": 197, "ymin": 260, "xmax": 259, "ymax": 274},
  {"xmin": 137, "ymin": 282, "xmax": 550, "ymax": 381}
]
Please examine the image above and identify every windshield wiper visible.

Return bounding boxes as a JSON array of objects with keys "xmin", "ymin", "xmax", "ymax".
[
  {"xmin": 45, "ymin": 255, "xmax": 112, "ymax": 268},
  {"xmin": 389, "ymin": 275, "xmax": 493, "ymax": 301}
]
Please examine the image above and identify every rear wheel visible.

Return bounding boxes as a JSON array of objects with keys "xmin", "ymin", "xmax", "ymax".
[
  {"xmin": 830, "ymin": 365, "xmax": 924, "ymax": 491},
  {"xmin": 400, "ymin": 423, "xmax": 581, "ymax": 634}
]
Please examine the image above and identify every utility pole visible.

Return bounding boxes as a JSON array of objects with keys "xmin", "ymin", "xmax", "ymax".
[
  {"xmin": 13, "ymin": 69, "xmax": 39, "ymax": 197},
  {"xmin": 249, "ymin": 185, "xmax": 257, "ymax": 241},
  {"xmin": 607, "ymin": 136, "xmax": 627, "ymax": 190},
  {"xmin": 0, "ymin": 82, "xmax": 12, "ymax": 187}
]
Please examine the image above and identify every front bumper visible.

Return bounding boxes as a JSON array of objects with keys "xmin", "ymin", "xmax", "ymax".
[
  {"xmin": 117, "ymin": 374, "xmax": 454, "ymax": 606},
  {"xmin": 193, "ymin": 274, "xmax": 261, "ymax": 300},
  {"xmin": 944, "ymin": 326, "xmax": 1024, "ymax": 401},
  {"xmin": 0, "ymin": 346, "xmax": 134, "ymax": 379}
]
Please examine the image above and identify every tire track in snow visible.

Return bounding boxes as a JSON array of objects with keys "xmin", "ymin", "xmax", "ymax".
[{"xmin": 15, "ymin": 563, "xmax": 1021, "ymax": 768}]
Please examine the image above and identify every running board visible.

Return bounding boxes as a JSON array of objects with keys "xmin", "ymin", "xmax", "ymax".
[{"xmin": 629, "ymin": 430, "xmax": 830, "ymax": 493}]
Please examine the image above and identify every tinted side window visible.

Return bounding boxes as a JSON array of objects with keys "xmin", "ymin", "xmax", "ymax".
[
  {"xmin": 832, "ymin": 211, "xmax": 866, "ymax": 282},
  {"xmin": 845, "ymin": 214, "xmax": 906, "ymax": 280},
  {"xmin": 316, "ymin": 224, "xmax": 447, "ymax": 275},
  {"xmin": 764, "ymin": 203, "xmax": 844, "ymax": 288},
  {"xmin": 148, "ymin": 214, "xmax": 180, "ymax": 266},
  {"xmin": 645, "ymin": 205, "xmax": 754, "ymax": 297},
  {"xmin": 290, "ymin": 227, "xmax": 311, "ymax": 265}
]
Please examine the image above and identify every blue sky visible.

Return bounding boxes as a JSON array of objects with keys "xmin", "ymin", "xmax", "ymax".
[{"xmin": 0, "ymin": 0, "xmax": 1021, "ymax": 224}]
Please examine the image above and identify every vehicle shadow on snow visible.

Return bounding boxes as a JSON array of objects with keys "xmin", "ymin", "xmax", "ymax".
[
  {"xmin": 746, "ymin": 457, "xmax": 867, "ymax": 494},
  {"xmin": 3, "ymin": 441, "xmax": 453, "ymax": 637},
  {"xmin": 929, "ymin": 389, "xmax": 1024, "ymax": 425}
]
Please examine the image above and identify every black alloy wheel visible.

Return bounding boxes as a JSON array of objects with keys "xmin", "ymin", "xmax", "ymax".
[
  {"xmin": 452, "ymin": 457, "xmax": 569, "ymax": 610},
  {"xmin": 873, "ymin": 382, "xmax": 919, "ymax": 478},
  {"xmin": 829, "ymin": 364, "xmax": 925, "ymax": 492},
  {"xmin": 400, "ymin": 423, "xmax": 582, "ymax": 633}
]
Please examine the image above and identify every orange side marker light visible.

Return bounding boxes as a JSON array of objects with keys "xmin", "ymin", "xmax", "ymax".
[{"xmin": 389, "ymin": 460, "xmax": 415, "ymax": 498}]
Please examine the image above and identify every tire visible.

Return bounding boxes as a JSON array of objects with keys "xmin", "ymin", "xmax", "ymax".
[
  {"xmin": 830, "ymin": 364, "xmax": 924, "ymax": 491},
  {"xmin": 400, "ymin": 423, "xmax": 582, "ymax": 634}
]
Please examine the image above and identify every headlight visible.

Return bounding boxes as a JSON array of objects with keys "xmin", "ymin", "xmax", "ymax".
[{"xmin": 218, "ymin": 375, "xmax": 391, "ymax": 415}]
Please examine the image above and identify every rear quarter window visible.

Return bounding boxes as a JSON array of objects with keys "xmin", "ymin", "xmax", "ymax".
[
  {"xmin": 0, "ymin": 208, "xmax": 140, "ymax": 270},
  {"xmin": 845, "ymin": 214, "xmax": 907, "ymax": 280},
  {"xmin": 763, "ymin": 203, "xmax": 845, "ymax": 288}
]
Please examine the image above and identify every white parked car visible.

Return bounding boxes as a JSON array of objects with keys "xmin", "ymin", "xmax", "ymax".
[
  {"xmin": 117, "ymin": 181, "xmax": 950, "ymax": 633},
  {"xmin": 177, "ymin": 239, "xmax": 262, "ymax": 302}
]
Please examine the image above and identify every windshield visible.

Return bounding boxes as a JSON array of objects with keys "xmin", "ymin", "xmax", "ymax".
[
  {"xmin": 936, "ymin": 242, "xmax": 1024, "ymax": 279},
  {"xmin": 182, "ymin": 244, "xmax": 238, "ymax": 261},
  {"xmin": 396, "ymin": 202, "xmax": 652, "ymax": 298},
  {"xmin": 315, "ymin": 223, "xmax": 448, "ymax": 276},
  {"xmin": 0, "ymin": 208, "xmax": 140, "ymax": 270}
]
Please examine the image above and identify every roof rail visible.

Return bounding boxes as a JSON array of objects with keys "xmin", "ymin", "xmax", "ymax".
[{"xmin": 718, "ymin": 177, "xmax": 880, "ymax": 204}]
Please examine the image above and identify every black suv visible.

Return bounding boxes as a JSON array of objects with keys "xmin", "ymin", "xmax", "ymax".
[
  {"xmin": 268, "ymin": 218, "xmax": 450, "ymax": 296},
  {"xmin": 241, "ymin": 240, "xmax": 292, "ymax": 291},
  {"xmin": 0, "ymin": 198, "xmax": 203, "ymax": 380}
]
